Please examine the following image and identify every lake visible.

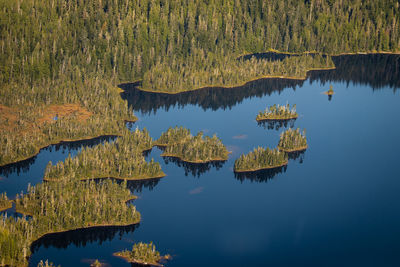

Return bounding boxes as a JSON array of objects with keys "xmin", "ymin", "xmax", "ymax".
[{"xmin": 1, "ymin": 54, "xmax": 400, "ymax": 267}]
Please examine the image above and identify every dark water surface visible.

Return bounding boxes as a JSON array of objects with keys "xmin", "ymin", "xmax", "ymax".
[
  {"xmin": 1, "ymin": 54, "xmax": 400, "ymax": 267},
  {"xmin": 0, "ymin": 136, "xmax": 116, "ymax": 197}
]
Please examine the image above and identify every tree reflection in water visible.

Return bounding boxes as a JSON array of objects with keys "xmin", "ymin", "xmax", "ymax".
[
  {"xmin": 120, "ymin": 54, "xmax": 400, "ymax": 116},
  {"xmin": 120, "ymin": 78, "xmax": 302, "ymax": 115},
  {"xmin": 31, "ymin": 224, "xmax": 139, "ymax": 252},
  {"xmin": 125, "ymin": 179, "xmax": 161, "ymax": 193},
  {"xmin": 257, "ymin": 119, "xmax": 296, "ymax": 131},
  {"xmin": 234, "ymin": 165, "xmax": 287, "ymax": 183},
  {"xmin": 308, "ymin": 54, "xmax": 400, "ymax": 91},
  {"xmin": 0, "ymin": 136, "xmax": 116, "ymax": 177},
  {"xmin": 287, "ymin": 150, "xmax": 306, "ymax": 164},
  {"xmin": 163, "ymin": 156, "xmax": 226, "ymax": 178}
]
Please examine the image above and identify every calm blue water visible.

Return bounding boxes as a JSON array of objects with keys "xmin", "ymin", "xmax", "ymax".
[
  {"xmin": 0, "ymin": 136, "xmax": 115, "ymax": 197},
  {"xmin": 1, "ymin": 54, "xmax": 400, "ymax": 267}
]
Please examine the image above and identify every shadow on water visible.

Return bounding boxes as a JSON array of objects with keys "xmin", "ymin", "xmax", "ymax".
[
  {"xmin": 257, "ymin": 119, "xmax": 296, "ymax": 131},
  {"xmin": 237, "ymin": 52, "xmax": 299, "ymax": 61},
  {"xmin": 0, "ymin": 136, "xmax": 116, "ymax": 177},
  {"xmin": 90, "ymin": 177, "xmax": 161, "ymax": 193},
  {"xmin": 31, "ymin": 224, "xmax": 139, "ymax": 252},
  {"xmin": 50, "ymin": 136, "xmax": 117, "ymax": 152},
  {"xmin": 0, "ymin": 156, "xmax": 37, "ymax": 177},
  {"xmin": 125, "ymin": 179, "xmax": 161, "ymax": 193},
  {"xmin": 308, "ymin": 54, "xmax": 400, "ymax": 91},
  {"xmin": 119, "ymin": 78, "xmax": 303, "ymax": 114},
  {"xmin": 287, "ymin": 151, "xmax": 306, "ymax": 163},
  {"xmin": 141, "ymin": 149, "xmax": 153, "ymax": 158},
  {"xmin": 163, "ymin": 157, "xmax": 226, "ymax": 178},
  {"xmin": 120, "ymin": 54, "xmax": 400, "ymax": 115},
  {"xmin": 0, "ymin": 202, "xmax": 30, "ymax": 219},
  {"xmin": 234, "ymin": 165, "xmax": 287, "ymax": 183}
]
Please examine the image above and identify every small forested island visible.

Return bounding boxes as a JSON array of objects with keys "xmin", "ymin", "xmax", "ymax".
[
  {"xmin": 234, "ymin": 147, "xmax": 288, "ymax": 173},
  {"xmin": 278, "ymin": 128, "xmax": 308, "ymax": 152},
  {"xmin": 1, "ymin": 179, "xmax": 140, "ymax": 266},
  {"xmin": 324, "ymin": 85, "xmax": 335, "ymax": 95},
  {"xmin": 37, "ymin": 260, "xmax": 59, "ymax": 267},
  {"xmin": 43, "ymin": 129, "xmax": 165, "ymax": 182},
  {"xmin": 113, "ymin": 242, "xmax": 170, "ymax": 267},
  {"xmin": 161, "ymin": 131, "xmax": 229, "ymax": 163},
  {"xmin": 256, "ymin": 104, "xmax": 298, "ymax": 121},
  {"xmin": 155, "ymin": 126, "xmax": 192, "ymax": 147},
  {"xmin": 90, "ymin": 259, "xmax": 103, "ymax": 267},
  {"xmin": 0, "ymin": 193, "xmax": 12, "ymax": 212}
]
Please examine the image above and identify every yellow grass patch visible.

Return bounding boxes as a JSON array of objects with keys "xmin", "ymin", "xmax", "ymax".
[
  {"xmin": 38, "ymin": 104, "xmax": 93, "ymax": 124},
  {"xmin": 0, "ymin": 103, "xmax": 92, "ymax": 136},
  {"xmin": 0, "ymin": 104, "xmax": 18, "ymax": 126}
]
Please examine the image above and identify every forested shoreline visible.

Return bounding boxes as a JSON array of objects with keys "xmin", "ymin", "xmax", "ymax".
[
  {"xmin": 0, "ymin": 193, "xmax": 11, "ymax": 212},
  {"xmin": 0, "ymin": 78, "xmax": 136, "ymax": 167},
  {"xmin": 1, "ymin": 0, "xmax": 399, "ymax": 167}
]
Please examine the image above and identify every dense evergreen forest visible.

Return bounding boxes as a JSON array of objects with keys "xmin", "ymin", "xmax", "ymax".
[
  {"xmin": 44, "ymin": 129, "xmax": 165, "ymax": 182},
  {"xmin": 1, "ymin": 0, "xmax": 399, "ymax": 166},
  {"xmin": 1, "ymin": 179, "xmax": 139, "ymax": 266},
  {"xmin": 1, "ymin": 0, "xmax": 398, "ymax": 86}
]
